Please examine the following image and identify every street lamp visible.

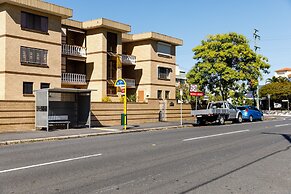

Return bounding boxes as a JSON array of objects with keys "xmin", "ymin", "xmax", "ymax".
[{"xmin": 267, "ymin": 94, "xmax": 271, "ymax": 112}]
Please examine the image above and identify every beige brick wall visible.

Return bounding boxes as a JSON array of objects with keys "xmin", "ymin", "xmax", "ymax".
[
  {"xmin": 0, "ymin": 99, "xmax": 193, "ymax": 133},
  {"xmin": 2, "ymin": 4, "xmax": 62, "ymax": 100},
  {"xmin": 0, "ymin": 100, "xmax": 35, "ymax": 133}
]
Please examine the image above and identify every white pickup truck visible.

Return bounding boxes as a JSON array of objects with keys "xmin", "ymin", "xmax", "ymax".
[{"xmin": 191, "ymin": 101, "xmax": 243, "ymax": 125}]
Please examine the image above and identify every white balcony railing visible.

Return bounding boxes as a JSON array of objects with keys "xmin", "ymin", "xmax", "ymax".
[
  {"xmin": 124, "ymin": 78, "xmax": 136, "ymax": 88},
  {"xmin": 62, "ymin": 73, "xmax": 86, "ymax": 84},
  {"xmin": 121, "ymin": 54, "xmax": 136, "ymax": 65},
  {"xmin": 62, "ymin": 44, "xmax": 87, "ymax": 57}
]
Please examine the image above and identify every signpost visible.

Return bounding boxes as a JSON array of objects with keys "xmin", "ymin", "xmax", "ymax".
[
  {"xmin": 189, "ymin": 84, "xmax": 204, "ymax": 110},
  {"xmin": 180, "ymin": 88, "xmax": 183, "ymax": 126},
  {"xmin": 115, "ymin": 79, "xmax": 127, "ymax": 130}
]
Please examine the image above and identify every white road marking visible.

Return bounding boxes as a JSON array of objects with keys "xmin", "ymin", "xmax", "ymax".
[
  {"xmin": 275, "ymin": 123, "xmax": 291, "ymax": 127},
  {"xmin": 0, "ymin": 153, "xmax": 102, "ymax": 174},
  {"xmin": 182, "ymin": 130, "xmax": 250, "ymax": 142}
]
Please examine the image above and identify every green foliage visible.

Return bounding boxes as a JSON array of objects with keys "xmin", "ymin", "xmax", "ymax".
[
  {"xmin": 265, "ymin": 76, "xmax": 290, "ymax": 84},
  {"xmin": 102, "ymin": 96, "xmax": 112, "ymax": 102},
  {"xmin": 260, "ymin": 82, "xmax": 291, "ymax": 100},
  {"xmin": 127, "ymin": 94, "xmax": 136, "ymax": 102},
  {"xmin": 187, "ymin": 32, "xmax": 270, "ymax": 101}
]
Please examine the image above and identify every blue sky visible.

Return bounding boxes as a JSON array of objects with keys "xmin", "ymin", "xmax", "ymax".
[{"xmin": 49, "ymin": 0, "xmax": 291, "ymax": 83}]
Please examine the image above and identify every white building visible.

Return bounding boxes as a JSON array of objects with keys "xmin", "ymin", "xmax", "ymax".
[{"xmin": 274, "ymin": 67, "xmax": 291, "ymax": 78}]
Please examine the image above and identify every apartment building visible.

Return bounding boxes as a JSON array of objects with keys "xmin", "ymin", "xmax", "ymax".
[{"xmin": 0, "ymin": 0, "xmax": 183, "ymax": 102}]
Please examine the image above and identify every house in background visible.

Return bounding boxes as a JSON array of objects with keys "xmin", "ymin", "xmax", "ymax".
[
  {"xmin": 175, "ymin": 65, "xmax": 187, "ymax": 86},
  {"xmin": 0, "ymin": 0, "xmax": 183, "ymax": 102},
  {"xmin": 274, "ymin": 67, "xmax": 291, "ymax": 79}
]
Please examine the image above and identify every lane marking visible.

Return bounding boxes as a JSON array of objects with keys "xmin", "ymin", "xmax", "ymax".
[
  {"xmin": 275, "ymin": 123, "xmax": 291, "ymax": 127},
  {"xmin": 0, "ymin": 153, "xmax": 102, "ymax": 174},
  {"xmin": 182, "ymin": 130, "xmax": 250, "ymax": 142}
]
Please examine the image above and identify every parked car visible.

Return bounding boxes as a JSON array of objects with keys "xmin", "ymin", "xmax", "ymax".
[
  {"xmin": 237, "ymin": 105, "xmax": 264, "ymax": 122},
  {"xmin": 191, "ymin": 101, "xmax": 242, "ymax": 125}
]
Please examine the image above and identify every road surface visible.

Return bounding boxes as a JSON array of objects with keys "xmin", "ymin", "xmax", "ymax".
[{"xmin": 1, "ymin": 117, "xmax": 291, "ymax": 193}]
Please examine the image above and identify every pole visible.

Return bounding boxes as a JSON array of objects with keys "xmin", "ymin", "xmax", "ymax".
[
  {"xmin": 268, "ymin": 94, "xmax": 271, "ymax": 112},
  {"xmin": 124, "ymin": 82, "xmax": 127, "ymax": 130},
  {"xmin": 253, "ymin": 29, "xmax": 261, "ymax": 109},
  {"xmin": 180, "ymin": 89, "xmax": 183, "ymax": 126},
  {"xmin": 195, "ymin": 96, "xmax": 198, "ymax": 110}
]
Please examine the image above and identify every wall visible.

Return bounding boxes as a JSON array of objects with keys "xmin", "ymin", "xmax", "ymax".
[
  {"xmin": 0, "ymin": 99, "xmax": 193, "ymax": 133},
  {"xmin": 0, "ymin": 101, "xmax": 35, "ymax": 133},
  {"xmin": 3, "ymin": 4, "xmax": 62, "ymax": 100}
]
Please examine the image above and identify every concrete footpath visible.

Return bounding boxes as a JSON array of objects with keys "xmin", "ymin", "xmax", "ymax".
[{"xmin": 0, "ymin": 122, "xmax": 193, "ymax": 146}]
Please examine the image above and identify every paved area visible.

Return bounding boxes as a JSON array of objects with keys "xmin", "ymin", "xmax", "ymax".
[{"xmin": 0, "ymin": 121, "xmax": 193, "ymax": 145}]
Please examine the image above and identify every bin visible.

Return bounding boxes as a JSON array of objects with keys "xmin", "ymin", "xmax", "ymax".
[{"xmin": 121, "ymin": 113, "xmax": 127, "ymax": 125}]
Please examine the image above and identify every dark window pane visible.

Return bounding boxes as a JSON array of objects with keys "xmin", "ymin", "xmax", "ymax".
[
  {"xmin": 40, "ymin": 83, "xmax": 50, "ymax": 89},
  {"xmin": 21, "ymin": 12, "xmax": 48, "ymax": 33},
  {"xmin": 20, "ymin": 46, "xmax": 48, "ymax": 65},
  {"xmin": 23, "ymin": 82, "xmax": 33, "ymax": 94}
]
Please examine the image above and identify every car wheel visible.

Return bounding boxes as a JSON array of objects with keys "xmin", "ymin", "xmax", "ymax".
[
  {"xmin": 249, "ymin": 115, "xmax": 253, "ymax": 122},
  {"xmin": 218, "ymin": 116, "xmax": 225, "ymax": 125},
  {"xmin": 260, "ymin": 115, "xmax": 264, "ymax": 121},
  {"xmin": 237, "ymin": 114, "xmax": 243, "ymax": 123}
]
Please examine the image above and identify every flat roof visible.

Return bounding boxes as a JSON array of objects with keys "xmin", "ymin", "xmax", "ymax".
[
  {"xmin": 122, "ymin": 32, "xmax": 183, "ymax": 46},
  {"xmin": 0, "ymin": 0, "xmax": 72, "ymax": 18},
  {"xmin": 82, "ymin": 18, "xmax": 131, "ymax": 33}
]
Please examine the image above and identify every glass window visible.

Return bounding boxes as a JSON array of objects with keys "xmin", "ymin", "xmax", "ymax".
[
  {"xmin": 158, "ymin": 67, "xmax": 171, "ymax": 80},
  {"xmin": 23, "ymin": 82, "xmax": 33, "ymax": 95},
  {"xmin": 40, "ymin": 83, "xmax": 50, "ymax": 89},
  {"xmin": 20, "ymin": 47, "xmax": 48, "ymax": 66},
  {"xmin": 157, "ymin": 42, "xmax": 171, "ymax": 55},
  {"xmin": 165, "ymin": 91, "xmax": 170, "ymax": 99},
  {"xmin": 21, "ymin": 12, "xmax": 48, "ymax": 33},
  {"xmin": 157, "ymin": 90, "xmax": 162, "ymax": 99}
]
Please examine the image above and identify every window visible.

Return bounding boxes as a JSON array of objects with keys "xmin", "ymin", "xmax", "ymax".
[
  {"xmin": 20, "ymin": 47, "xmax": 48, "ymax": 66},
  {"xmin": 157, "ymin": 42, "xmax": 172, "ymax": 55},
  {"xmin": 40, "ymin": 83, "xmax": 50, "ymax": 89},
  {"xmin": 158, "ymin": 67, "xmax": 171, "ymax": 80},
  {"xmin": 165, "ymin": 91, "xmax": 170, "ymax": 99},
  {"xmin": 21, "ymin": 12, "xmax": 48, "ymax": 33},
  {"xmin": 23, "ymin": 82, "xmax": 33, "ymax": 95},
  {"xmin": 157, "ymin": 90, "xmax": 162, "ymax": 99}
]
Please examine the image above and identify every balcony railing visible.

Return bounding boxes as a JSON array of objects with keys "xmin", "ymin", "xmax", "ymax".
[
  {"xmin": 62, "ymin": 44, "xmax": 87, "ymax": 57},
  {"xmin": 62, "ymin": 73, "xmax": 86, "ymax": 85},
  {"xmin": 124, "ymin": 78, "xmax": 136, "ymax": 88},
  {"xmin": 121, "ymin": 54, "xmax": 136, "ymax": 65}
]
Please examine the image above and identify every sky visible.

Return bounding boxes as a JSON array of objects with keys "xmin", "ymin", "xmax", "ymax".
[{"xmin": 48, "ymin": 0, "xmax": 291, "ymax": 84}]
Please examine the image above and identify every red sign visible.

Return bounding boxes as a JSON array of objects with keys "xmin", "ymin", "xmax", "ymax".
[{"xmin": 190, "ymin": 92, "xmax": 204, "ymax": 96}]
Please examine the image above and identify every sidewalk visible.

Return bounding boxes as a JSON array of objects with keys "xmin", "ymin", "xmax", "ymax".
[{"xmin": 0, "ymin": 122, "xmax": 193, "ymax": 146}]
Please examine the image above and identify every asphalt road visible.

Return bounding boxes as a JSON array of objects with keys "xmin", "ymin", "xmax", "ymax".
[{"xmin": 1, "ymin": 118, "xmax": 291, "ymax": 194}]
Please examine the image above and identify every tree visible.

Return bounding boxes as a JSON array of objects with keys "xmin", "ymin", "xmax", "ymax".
[
  {"xmin": 266, "ymin": 76, "xmax": 289, "ymax": 84},
  {"xmin": 187, "ymin": 32, "xmax": 270, "ymax": 101},
  {"xmin": 260, "ymin": 82, "xmax": 291, "ymax": 101}
]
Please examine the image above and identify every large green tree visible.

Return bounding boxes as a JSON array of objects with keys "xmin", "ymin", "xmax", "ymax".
[
  {"xmin": 187, "ymin": 32, "xmax": 270, "ymax": 101},
  {"xmin": 260, "ymin": 82, "xmax": 291, "ymax": 101}
]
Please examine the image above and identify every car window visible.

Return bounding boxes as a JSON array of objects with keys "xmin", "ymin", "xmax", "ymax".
[
  {"xmin": 237, "ymin": 107, "xmax": 246, "ymax": 110},
  {"xmin": 254, "ymin": 108, "xmax": 260, "ymax": 111}
]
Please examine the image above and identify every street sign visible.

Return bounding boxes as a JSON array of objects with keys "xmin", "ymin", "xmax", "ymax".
[
  {"xmin": 190, "ymin": 92, "xmax": 204, "ymax": 96},
  {"xmin": 114, "ymin": 79, "xmax": 126, "ymax": 87},
  {"xmin": 120, "ymin": 87, "xmax": 125, "ymax": 95},
  {"xmin": 190, "ymin": 84, "xmax": 197, "ymax": 92}
]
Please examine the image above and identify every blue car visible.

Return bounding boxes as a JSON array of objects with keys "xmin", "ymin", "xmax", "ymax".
[{"xmin": 237, "ymin": 106, "xmax": 264, "ymax": 122}]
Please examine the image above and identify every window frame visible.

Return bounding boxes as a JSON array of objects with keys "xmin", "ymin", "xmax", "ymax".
[
  {"xmin": 21, "ymin": 11, "xmax": 48, "ymax": 33},
  {"xmin": 158, "ymin": 67, "xmax": 171, "ymax": 80},
  {"xmin": 40, "ymin": 83, "xmax": 50, "ymax": 89},
  {"xmin": 23, "ymin": 82, "xmax": 33, "ymax": 95},
  {"xmin": 20, "ymin": 46, "xmax": 48, "ymax": 66}
]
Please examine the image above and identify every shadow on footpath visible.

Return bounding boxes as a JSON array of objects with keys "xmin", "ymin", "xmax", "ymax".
[{"xmin": 262, "ymin": 132, "xmax": 291, "ymax": 144}]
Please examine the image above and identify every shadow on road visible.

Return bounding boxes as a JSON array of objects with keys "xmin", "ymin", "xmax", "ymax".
[{"xmin": 262, "ymin": 132, "xmax": 291, "ymax": 144}]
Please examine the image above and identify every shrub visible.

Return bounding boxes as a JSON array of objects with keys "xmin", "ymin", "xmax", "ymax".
[{"xmin": 102, "ymin": 96, "xmax": 112, "ymax": 102}]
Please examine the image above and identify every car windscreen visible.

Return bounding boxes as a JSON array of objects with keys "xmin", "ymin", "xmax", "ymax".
[{"xmin": 237, "ymin": 107, "xmax": 246, "ymax": 110}]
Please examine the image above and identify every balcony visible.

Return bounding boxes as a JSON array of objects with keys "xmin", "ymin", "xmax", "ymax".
[
  {"xmin": 124, "ymin": 78, "xmax": 136, "ymax": 88},
  {"xmin": 62, "ymin": 73, "xmax": 87, "ymax": 85},
  {"xmin": 62, "ymin": 44, "xmax": 87, "ymax": 57},
  {"xmin": 121, "ymin": 54, "xmax": 136, "ymax": 65}
]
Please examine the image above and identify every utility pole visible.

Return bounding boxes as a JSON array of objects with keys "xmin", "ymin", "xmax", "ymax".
[{"xmin": 253, "ymin": 29, "xmax": 261, "ymax": 109}]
